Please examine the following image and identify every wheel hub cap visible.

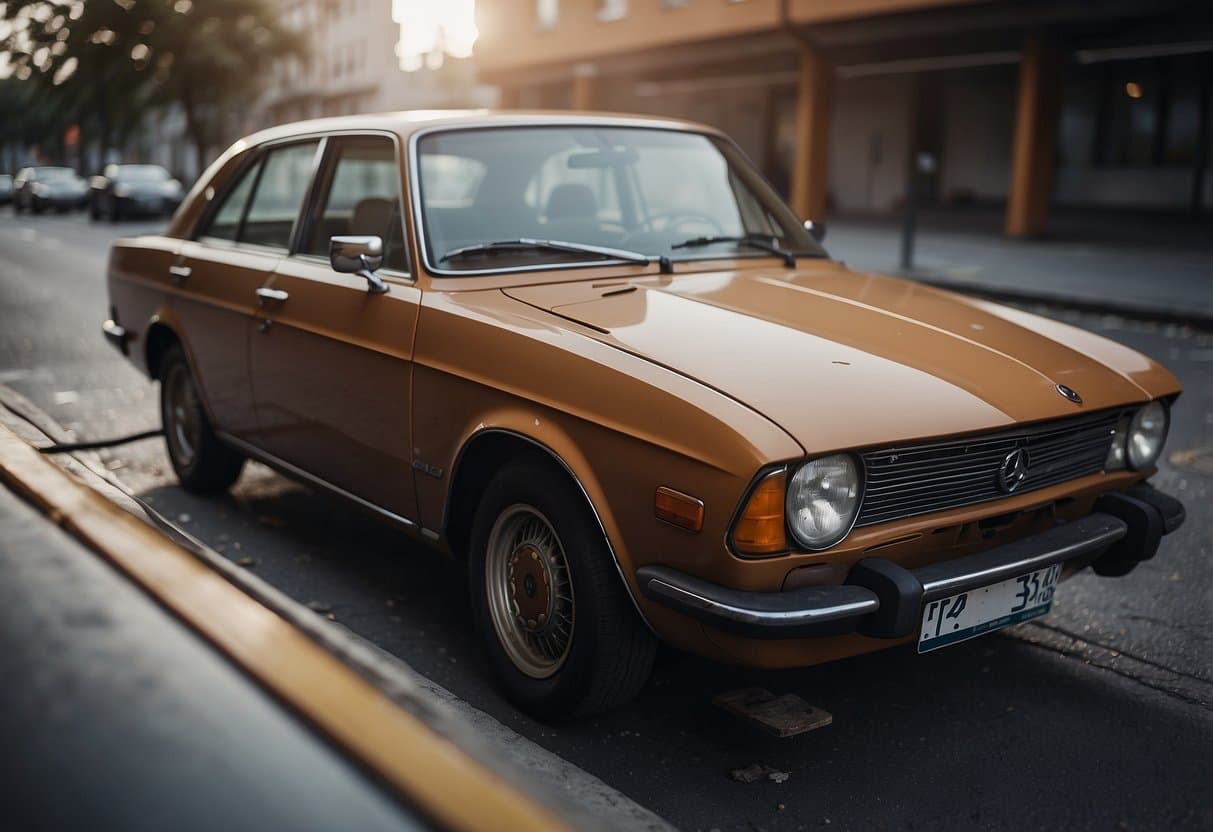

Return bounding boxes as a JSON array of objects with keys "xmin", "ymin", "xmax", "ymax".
[
  {"xmin": 509, "ymin": 544, "xmax": 552, "ymax": 631},
  {"xmin": 485, "ymin": 505, "xmax": 576, "ymax": 679}
]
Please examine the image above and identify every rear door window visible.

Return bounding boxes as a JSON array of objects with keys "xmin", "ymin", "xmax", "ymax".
[
  {"xmin": 203, "ymin": 160, "xmax": 260, "ymax": 242},
  {"xmin": 240, "ymin": 142, "xmax": 320, "ymax": 249}
]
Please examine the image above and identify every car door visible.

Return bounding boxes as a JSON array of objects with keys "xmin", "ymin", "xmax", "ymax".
[
  {"xmin": 171, "ymin": 140, "xmax": 321, "ymax": 437},
  {"xmin": 249, "ymin": 134, "xmax": 420, "ymax": 522}
]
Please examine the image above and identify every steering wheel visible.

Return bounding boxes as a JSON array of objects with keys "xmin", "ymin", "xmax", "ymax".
[{"xmin": 638, "ymin": 210, "xmax": 725, "ymax": 235}]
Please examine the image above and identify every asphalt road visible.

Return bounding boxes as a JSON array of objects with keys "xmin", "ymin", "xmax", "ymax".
[{"xmin": 2, "ymin": 210, "xmax": 1210, "ymax": 831}]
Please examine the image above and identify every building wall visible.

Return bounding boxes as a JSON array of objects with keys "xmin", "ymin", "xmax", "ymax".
[
  {"xmin": 477, "ymin": 0, "xmax": 784, "ymax": 73},
  {"xmin": 477, "ymin": 0, "xmax": 982, "ymax": 74},
  {"xmin": 261, "ymin": 0, "xmax": 495, "ymax": 130},
  {"xmin": 827, "ymin": 74, "xmax": 914, "ymax": 213},
  {"xmin": 937, "ymin": 67, "xmax": 1016, "ymax": 204}
]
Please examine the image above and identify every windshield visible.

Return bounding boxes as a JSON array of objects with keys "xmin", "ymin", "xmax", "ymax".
[
  {"xmin": 415, "ymin": 126, "xmax": 825, "ymax": 273},
  {"xmin": 117, "ymin": 165, "xmax": 170, "ymax": 182}
]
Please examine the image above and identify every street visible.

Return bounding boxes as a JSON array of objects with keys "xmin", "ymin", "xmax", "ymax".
[{"xmin": 1, "ymin": 210, "xmax": 1210, "ymax": 830}]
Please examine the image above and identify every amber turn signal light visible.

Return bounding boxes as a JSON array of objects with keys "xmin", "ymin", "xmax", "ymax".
[
  {"xmin": 732, "ymin": 469, "xmax": 788, "ymax": 556},
  {"xmin": 655, "ymin": 486, "xmax": 705, "ymax": 532}
]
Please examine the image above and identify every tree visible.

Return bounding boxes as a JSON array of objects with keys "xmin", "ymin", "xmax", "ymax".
[
  {"xmin": 143, "ymin": 0, "xmax": 306, "ymax": 174},
  {"xmin": 0, "ymin": 0, "xmax": 305, "ymax": 172}
]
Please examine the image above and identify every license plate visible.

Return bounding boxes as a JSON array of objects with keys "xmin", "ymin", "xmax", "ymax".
[{"xmin": 917, "ymin": 563, "xmax": 1060, "ymax": 654}]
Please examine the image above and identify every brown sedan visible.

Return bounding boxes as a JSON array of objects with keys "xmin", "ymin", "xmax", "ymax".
[{"xmin": 104, "ymin": 112, "xmax": 1184, "ymax": 716}]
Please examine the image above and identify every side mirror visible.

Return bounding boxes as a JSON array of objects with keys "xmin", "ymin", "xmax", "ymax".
[
  {"xmin": 330, "ymin": 235, "xmax": 389, "ymax": 294},
  {"xmin": 803, "ymin": 219, "xmax": 826, "ymax": 243}
]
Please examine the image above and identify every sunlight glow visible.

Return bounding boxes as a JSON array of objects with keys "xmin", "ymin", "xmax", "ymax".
[{"xmin": 393, "ymin": 0, "xmax": 478, "ymax": 72}]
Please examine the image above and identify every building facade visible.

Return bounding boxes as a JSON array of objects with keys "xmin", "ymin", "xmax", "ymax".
[
  {"xmin": 259, "ymin": 0, "xmax": 493, "ymax": 129},
  {"xmin": 475, "ymin": 0, "xmax": 1213, "ymax": 236}
]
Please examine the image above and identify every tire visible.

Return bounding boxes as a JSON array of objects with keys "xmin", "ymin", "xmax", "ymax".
[
  {"xmin": 468, "ymin": 461, "xmax": 656, "ymax": 718},
  {"xmin": 158, "ymin": 344, "xmax": 244, "ymax": 494}
]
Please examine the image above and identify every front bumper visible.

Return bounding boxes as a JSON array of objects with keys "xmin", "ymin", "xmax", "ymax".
[{"xmin": 637, "ymin": 483, "xmax": 1184, "ymax": 640}]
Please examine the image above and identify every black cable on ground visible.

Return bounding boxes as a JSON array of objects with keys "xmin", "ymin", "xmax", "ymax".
[{"xmin": 38, "ymin": 428, "xmax": 163, "ymax": 454}]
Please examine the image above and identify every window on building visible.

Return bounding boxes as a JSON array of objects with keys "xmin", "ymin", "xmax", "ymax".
[
  {"xmin": 1095, "ymin": 54, "xmax": 1210, "ymax": 168},
  {"xmin": 597, "ymin": 0, "xmax": 627, "ymax": 22},
  {"xmin": 536, "ymin": 0, "xmax": 557, "ymax": 29}
]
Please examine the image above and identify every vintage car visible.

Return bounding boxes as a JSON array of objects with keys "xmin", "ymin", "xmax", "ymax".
[{"xmin": 104, "ymin": 112, "xmax": 1184, "ymax": 716}]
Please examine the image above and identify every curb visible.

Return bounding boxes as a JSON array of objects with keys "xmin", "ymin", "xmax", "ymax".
[
  {"xmin": 0, "ymin": 391, "xmax": 675, "ymax": 832},
  {"xmin": 907, "ymin": 273, "xmax": 1213, "ymax": 331}
]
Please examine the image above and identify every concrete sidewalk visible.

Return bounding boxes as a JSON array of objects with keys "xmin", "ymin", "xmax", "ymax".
[{"xmin": 826, "ymin": 209, "xmax": 1213, "ymax": 328}]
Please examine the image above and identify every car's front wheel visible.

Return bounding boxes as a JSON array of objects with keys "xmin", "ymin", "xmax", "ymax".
[
  {"xmin": 159, "ymin": 345, "xmax": 244, "ymax": 494},
  {"xmin": 469, "ymin": 462, "xmax": 656, "ymax": 718}
]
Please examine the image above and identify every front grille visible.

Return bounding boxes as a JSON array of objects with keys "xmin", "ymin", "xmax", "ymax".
[{"xmin": 856, "ymin": 410, "xmax": 1123, "ymax": 528}]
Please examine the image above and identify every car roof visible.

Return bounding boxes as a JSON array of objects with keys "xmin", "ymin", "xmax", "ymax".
[{"xmin": 239, "ymin": 109, "xmax": 724, "ymax": 147}]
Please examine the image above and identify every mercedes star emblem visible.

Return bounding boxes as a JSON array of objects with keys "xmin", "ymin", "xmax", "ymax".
[
  {"xmin": 997, "ymin": 448, "xmax": 1030, "ymax": 493},
  {"xmin": 1056, "ymin": 384, "xmax": 1083, "ymax": 404}
]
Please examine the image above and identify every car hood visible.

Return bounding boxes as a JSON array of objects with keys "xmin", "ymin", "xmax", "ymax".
[{"xmin": 502, "ymin": 261, "xmax": 1180, "ymax": 454}]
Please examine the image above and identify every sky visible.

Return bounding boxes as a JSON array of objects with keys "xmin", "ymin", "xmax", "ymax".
[{"xmin": 393, "ymin": 0, "xmax": 478, "ymax": 72}]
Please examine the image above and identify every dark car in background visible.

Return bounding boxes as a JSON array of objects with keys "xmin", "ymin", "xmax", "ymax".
[
  {"xmin": 0, "ymin": 174, "xmax": 12, "ymax": 205},
  {"xmin": 13, "ymin": 166, "xmax": 88, "ymax": 214},
  {"xmin": 90, "ymin": 164, "xmax": 184, "ymax": 221}
]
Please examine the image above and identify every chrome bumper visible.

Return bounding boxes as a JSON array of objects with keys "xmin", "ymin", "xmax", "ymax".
[{"xmin": 636, "ymin": 483, "xmax": 1183, "ymax": 640}]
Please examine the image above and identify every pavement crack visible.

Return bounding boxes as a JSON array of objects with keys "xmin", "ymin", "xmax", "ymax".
[
  {"xmin": 1031, "ymin": 620, "xmax": 1213, "ymax": 685},
  {"xmin": 1013, "ymin": 623, "xmax": 1213, "ymax": 712},
  {"xmin": 1120, "ymin": 613, "xmax": 1213, "ymax": 643}
]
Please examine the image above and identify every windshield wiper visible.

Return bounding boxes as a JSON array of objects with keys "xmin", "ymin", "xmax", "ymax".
[
  {"xmin": 440, "ymin": 238, "xmax": 671, "ymax": 273},
  {"xmin": 670, "ymin": 234, "xmax": 796, "ymax": 268}
]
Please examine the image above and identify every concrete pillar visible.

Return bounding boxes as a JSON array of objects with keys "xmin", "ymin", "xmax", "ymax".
[
  {"xmin": 497, "ymin": 86, "xmax": 521, "ymax": 110},
  {"xmin": 790, "ymin": 42, "xmax": 833, "ymax": 222},
  {"xmin": 571, "ymin": 67, "xmax": 599, "ymax": 111},
  {"xmin": 1006, "ymin": 33, "xmax": 1062, "ymax": 238}
]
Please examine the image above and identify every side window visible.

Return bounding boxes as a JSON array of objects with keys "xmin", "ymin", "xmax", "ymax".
[
  {"xmin": 203, "ymin": 158, "xmax": 260, "ymax": 241},
  {"xmin": 302, "ymin": 136, "xmax": 408, "ymax": 272},
  {"xmin": 241, "ymin": 141, "xmax": 320, "ymax": 249}
]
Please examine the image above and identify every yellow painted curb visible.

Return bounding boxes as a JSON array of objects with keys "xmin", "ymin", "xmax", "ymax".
[{"xmin": 0, "ymin": 422, "xmax": 568, "ymax": 832}]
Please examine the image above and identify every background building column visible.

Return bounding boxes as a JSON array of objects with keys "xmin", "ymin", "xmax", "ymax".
[
  {"xmin": 497, "ymin": 86, "xmax": 521, "ymax": 109},
  {"xmin": 790, "ymin": 42, "xmax": 833, "ymax": 222},
  {"xmin": 1006, "ymin": 32, "xmax": 1062, "ymax": 238},
  {"xmin": 571, "ymin": 65, "xmax": 599, "ymax": 111}
]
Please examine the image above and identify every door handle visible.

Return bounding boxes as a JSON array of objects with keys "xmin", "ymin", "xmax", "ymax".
[
  {"xmin": 255, "ymin": 287, "xmax": 289, "ymax": 305},
  {"xmin": 168, "ymin": 264, "xmax": 192, "ymax": 281}
]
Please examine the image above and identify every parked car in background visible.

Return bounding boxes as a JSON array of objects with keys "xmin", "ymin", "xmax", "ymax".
[
  {"xmin": 103, "ymin": 112, "xmax": 1185, "ymax": 718},
  {"xmin": 90, "ymin": 164, "xmax": 184, "ymax": 221},
  {"xmin": 13, "ymin": 166, "xmax": 88, "ymax": 214},
  {"xmin": 0, "ymin": 174, "xmax": 12, "ymax": 205}
]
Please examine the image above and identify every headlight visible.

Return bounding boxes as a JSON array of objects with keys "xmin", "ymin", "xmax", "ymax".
[
  {"xmin": 786, "ymin": 454, "xmax": 862, "ymax": 550},
  {"xmin": 114, "ymin": 185, "xmax": 131, "ymax": 198},
  {"xmin": 32, "ymin": 184, "xmax": 47, "ymax": 196},
  {"xmin": 1127, "ymin": 401, "xmax": 1168, "ymax": 470}
]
